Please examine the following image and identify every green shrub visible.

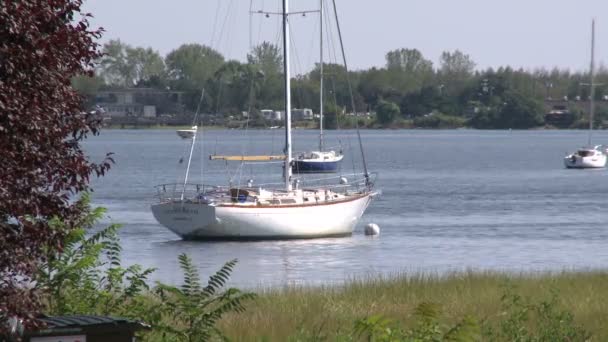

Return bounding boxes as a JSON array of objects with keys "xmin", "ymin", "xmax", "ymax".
[
  {"xmin": 38, "ymin": 198, "xmax": 255, "ymax": 342},
  {"xmin": 352, "ymin": 302, "xmax": 480, "ymax": 341},
  {"xmin": 413, "ymin": 112, "xmax": 467, "ymax": 128},
  {"xmin": 483, "ymin": 287, "xmax": 591, "ymax": 341}
]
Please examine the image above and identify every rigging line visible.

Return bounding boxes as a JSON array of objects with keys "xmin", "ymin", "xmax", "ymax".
[
  {"xmin": 188, "ymin": 88, "xmax": 205, "ymax": 184},
  {"xmin": 249, "ymin": 0, "xmax": 253, "ymax": 49},
  {"xmin": 209, "ymin": 0, "xmax": 223, "ymax": 49},
  {"xmin": 331, "ymin": 0, "xmax": 370, "ymax": 183},
  {"xmin": 212, "ymin": 0, "xmax": 236, "ymax": 118},
  {"xmin": 324, "ymin": 1, "xmax": 340, "ymax": 71},
  {"xmin": 216, "ymin": 0, "xmax": 236, "ymax": 58},
  {"xmin": 274, "ymin": 0, "xmax": 282, "ymax": 65},
  {"xmin": 241, "ymin": 66, "xmax": 257, "ymax": 170},
  {"xmin": 194, "ymin": 89, "xmax": 206, "ymax": 186},
  {"xmin": 257, "ymin": 0, "xmax": 266, "ymax": 48},
  {"xmin": 349, "ymin": 138, "xmax": 356, "ymax": 186},
  {"xmin": 322, "ymin": 0, "xmax": 341, "ymax": 129},
  {"xmin": 225, "ymin": 0, "xmax": 239, "ymax": 59},
  {"xmin": 302, "ymin": 14, "xmax": 320, "ymax": 76},
  {"xmin": 288, "ymin": 24, "xmax": 306, "ymax": 110}
]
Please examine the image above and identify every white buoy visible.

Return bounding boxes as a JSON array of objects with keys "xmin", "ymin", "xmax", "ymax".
[{"xmin": 364, "ymin": 223, "xmax": 380, "ymax": 236}]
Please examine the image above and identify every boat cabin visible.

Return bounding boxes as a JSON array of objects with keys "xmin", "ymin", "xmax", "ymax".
[{"xmin": 297, "ymin": 151, "xmax": 338, "ymax": 161}]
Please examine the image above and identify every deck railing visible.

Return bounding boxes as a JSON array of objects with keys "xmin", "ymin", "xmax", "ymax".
[{"xmin": 154, "ymin": 172, "xmax": 377, "ymax": 204}]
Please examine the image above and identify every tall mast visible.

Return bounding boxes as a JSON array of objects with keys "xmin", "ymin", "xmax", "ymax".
[
  {"xmin": 331, "ymin": 0, "xmax": 370, "ymax": 183},
  {"xmin": 588, "ymin": 18, "xmax": 596, "ymax": 146},
  {"xmin": 319, "ymin": 0, "xmax": 324, "ymax": 152},
  {"xmin": 181, "ymin": 127, "xmax": 197, "ymax": 201},
  {"xmin": 283, "ymin": 0, "xmax": 293, "ymax": 191}
]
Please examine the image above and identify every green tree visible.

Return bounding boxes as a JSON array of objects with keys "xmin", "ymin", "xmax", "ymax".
[
  {"xmin": 384, "ymin": 48, "xmax": 434, "ymax": 96},
  {"xmin": 98, "ymin": 39, "xmax": 132, "ymax": 86},
  {"xmin": 247, "ymin": 41, "xmax": 282, "ymax": 76},
  {"xmin": 98, "ymin": 40, "xmax": 166, "ymax": 86},
  {"xmin": 166, "ymin": 43, "xmax": 224, "ymax": 91},
  {"xmin": 438, "ymin": 50, "xmax": 476, "ymax": 95},
  {"xmin": 209, "ymin": 61, "xmax": 262, "ymax": 114},
  {"xmin": 72, "ymin": 74, "xmax": 104, "ymax": 107},
  {"xmin": 322, "ymin": 103, "xmax": 342, "ymax": 129},
  {"xmin": 247, "ymin": 42, "xmax": 283, "ymax": 110},
  {"xmin": 386, "ymin": 48, "xmax": 433, "ymax": 74},
  {"xmin": 498, "ymin": 90, "xmax": 544, "ymax": 128},
  {"xmin": 126, "ymin": 47, "xmax": 166, "ymax": 85},
  {"xmin": 375, "ymin": 100, "xmax": 400, "ymax": 125}
]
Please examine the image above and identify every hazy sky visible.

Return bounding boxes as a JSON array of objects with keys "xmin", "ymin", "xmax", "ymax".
[{"xmin": 83, "ymin": 0, "xmax": 608, "ymax": 73}]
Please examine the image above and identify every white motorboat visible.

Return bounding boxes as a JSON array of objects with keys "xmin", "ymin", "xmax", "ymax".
[
  {"xmin": 564, "ymin": 19, "xmax": 606, "ymax": 169},
  {"xmin": 564, "ymin": 145, "xmax": 607, "ymax": 168},
  {"xmin": 176, "ymin": 126, "xmax": 197, "ymax": 139},
  {"xmin": 151, "ymin": 0, "xmax": 377, "ymax": 240}
]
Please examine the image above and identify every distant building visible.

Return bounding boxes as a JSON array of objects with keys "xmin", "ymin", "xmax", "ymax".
[
  {"xmin": 95, "ymin": 88, "xmax": 183, "ymax": 118},
  {"xmin": 261, "ymin": 109, "xmax": 283, "ymax": 121},
  {"xmin": 292, "ymin": 108, "xmax": 313, "ymax": 120}
]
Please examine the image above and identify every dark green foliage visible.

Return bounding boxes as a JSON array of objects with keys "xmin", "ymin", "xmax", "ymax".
[
  {"xmin": 376, "ymin": 100, "xmax": 400, "ymax": 125},
  {"xmin": 483, "ymin": 287, "xmax": 591, "ymax": 341},
  {"xmin": 91, "ymin": 37, "xmax": 608, "ymax": 129},
  {"xmin": 277, "ymin": 287, "xmax": 590, "ymax": 341},
  {"xmin": 352, "ymin": 302, "xmax": 481, "ymax": 342},
  {"xmin": 147, "ymin": 255, "xmax": 256, "ymax": 341},
  {"xmin": 469, "ymin": 91, "xmax": 544, "ymax": 129},
  {"xmin": 38, "ymin": 196, "xmax": 156, "ymax": 317},
  {"xmin": 413, "ymin": 113, "xmax": 467, "ymax": 128},
  {"xmin": 323, "ymin": 103, "xmax": 342, "ymax": 129},
  {"xmin": 37, "ymin": 201, "xmax": 255, "ymax": 342}
]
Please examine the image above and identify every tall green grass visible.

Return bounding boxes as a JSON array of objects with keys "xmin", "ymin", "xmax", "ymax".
[{"xmin": 219, "ymin": 271, "xmax": 608, "ymax": 341}]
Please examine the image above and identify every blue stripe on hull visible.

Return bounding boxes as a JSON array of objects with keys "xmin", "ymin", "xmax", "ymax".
[{"xmin": 292, "ymin": 160, "xmax": 341, "ymax": 173}]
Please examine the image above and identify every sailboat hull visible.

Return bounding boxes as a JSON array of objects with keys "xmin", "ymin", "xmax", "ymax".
[
  {"xmin": 292, "ymin": 154, "xmax": 344, "ymax": 174},
  {"xmin": 151, "ymin": 193, "xmax": 373, "ymax": 240},
  {"xmin": 292, "ymin": 159, "xmax": 342, "ymax": 173}
]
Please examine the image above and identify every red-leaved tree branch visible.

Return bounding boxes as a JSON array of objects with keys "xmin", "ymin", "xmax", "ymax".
[{"xmin": 0, "ymin": 0, "xmax": 112, "ymax": 334}]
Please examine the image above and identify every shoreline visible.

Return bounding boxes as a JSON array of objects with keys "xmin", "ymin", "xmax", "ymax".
[{"xmin": 103, "ymin": 124, "xmax": 600, "ymax": 131}]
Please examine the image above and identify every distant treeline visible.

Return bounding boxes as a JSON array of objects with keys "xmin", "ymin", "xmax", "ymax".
[{"xmin": 74, "ymin": 39, "xmax": 608, "ymax": 129}]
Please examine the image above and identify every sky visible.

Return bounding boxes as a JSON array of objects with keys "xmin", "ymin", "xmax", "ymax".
[{"xmin": 83, "ymin": 0, "xmax": 608, "ymax": 73}]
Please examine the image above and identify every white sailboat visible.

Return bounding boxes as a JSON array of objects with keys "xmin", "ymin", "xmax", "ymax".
[
  {"xmin": 564, "ymin": 19, "xmax": 607, "ymax": 169},
  {"xmin": 293, "ymin": 0, "xmax": 343, "ymax": 174},
  {"xmin": 151, "ymin": 0, "xmax": 377, "ymax": 240}
]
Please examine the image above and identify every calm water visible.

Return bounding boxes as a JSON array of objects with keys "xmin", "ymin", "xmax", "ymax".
[{"xmin": 86, "ymin": 129, "xmax": 608, "ymax": 287}]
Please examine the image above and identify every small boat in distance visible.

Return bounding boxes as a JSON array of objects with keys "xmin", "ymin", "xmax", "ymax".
[
  {"xmin": 564, "ymin": 19, "xmax": 606, "ymax": 169},
  {"xmin": 293, "ymin": 150, "xmax": 344, "ymax": 173},
  {"xmin": 176, "ymin": 126, "xmax": 197, "ymax": 139}
]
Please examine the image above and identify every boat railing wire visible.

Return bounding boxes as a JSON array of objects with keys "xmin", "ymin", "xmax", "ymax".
[{"xmin": 154, "ymin": 172, "xmax": 377, "ymax": 204}]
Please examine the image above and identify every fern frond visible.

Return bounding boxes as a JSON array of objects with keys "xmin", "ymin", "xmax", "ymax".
[
  {"xmin": 178, "ymin": 253, "xmax": 202, "ymax": 296},
  {"xmin": 202, "ymin": 259, "xmax": 237, "ymax": 297}
]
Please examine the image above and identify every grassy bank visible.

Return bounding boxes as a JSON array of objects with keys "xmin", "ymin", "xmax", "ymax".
[
  {"xmin": 40, "ymin": 221, "xmax": 606, "ymax": 341},
  {"xmin": 218, "ymin": 271, "xmax": 608, "ymax": 340}
]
